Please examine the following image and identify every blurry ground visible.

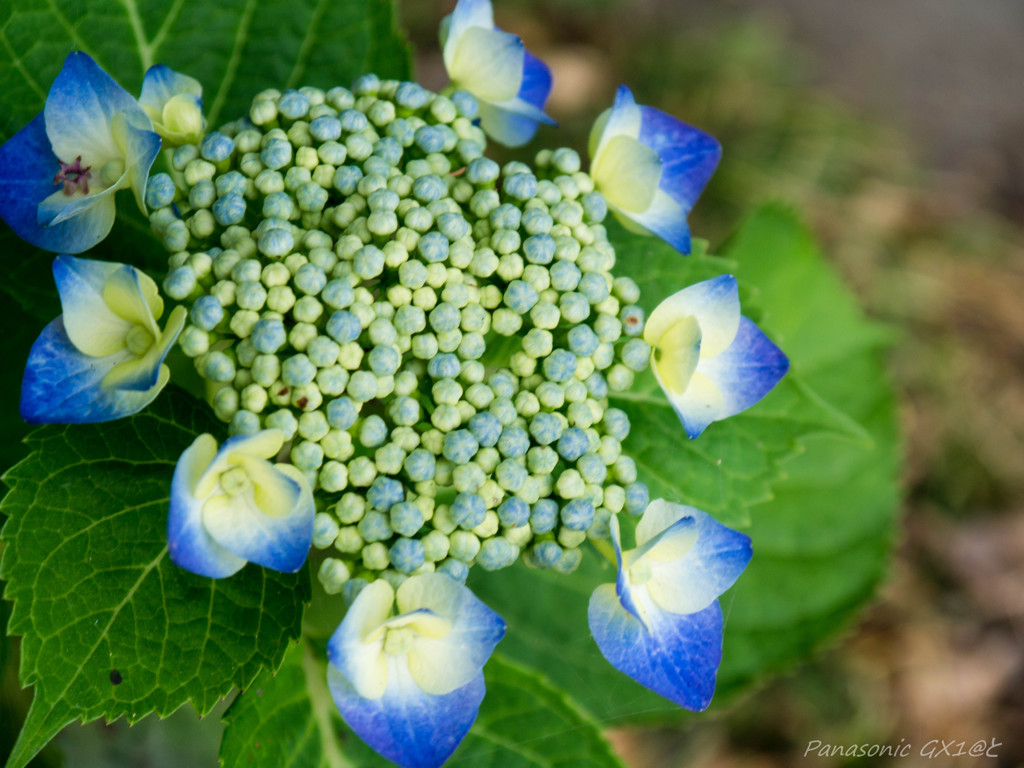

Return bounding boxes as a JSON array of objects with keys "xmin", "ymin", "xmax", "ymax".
[
  {"xmin": 3, "ymin": 3, "xmax": 1022, "ymax": 766},
  {"xmin": 405, "ymin": 1, "xmax": 1024, "ymax": 766}
]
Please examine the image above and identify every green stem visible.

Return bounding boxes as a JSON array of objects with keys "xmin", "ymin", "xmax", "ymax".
[{"xmin": 300, "ymin": 639, "xmax": 355, "ymax": 768}]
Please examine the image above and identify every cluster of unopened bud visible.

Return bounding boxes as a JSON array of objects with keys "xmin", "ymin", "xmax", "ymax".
[{"xmin": 146, "ymin": 74, "xmax": 652, "ymax": 599}]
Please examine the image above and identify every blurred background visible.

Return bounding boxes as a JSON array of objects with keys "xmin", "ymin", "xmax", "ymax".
[
  {"xmin": 403, "ymin": 0, "xmax": 1024, "ymax": 766},
  {"xmin": 4, "ymin": 1, "xmax": 1022, "ymax": 766}
]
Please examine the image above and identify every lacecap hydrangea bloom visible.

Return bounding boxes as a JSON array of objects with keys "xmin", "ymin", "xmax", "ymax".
[{"xmin": 5, "ymin": 3, "xmax": 790, "ymax": 766}]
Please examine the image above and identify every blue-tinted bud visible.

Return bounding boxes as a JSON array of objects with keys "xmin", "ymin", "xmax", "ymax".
[
  {"xmin": 339, "ymin": 108, "xmax": 368, "ymax": 132},
  {"xmin": 190, "ymin": 295, "xmax": 224, "ymax": 330},
  {"xmin": 282, "ymin": 354, "xmax": 317, "ymax": 386},
  {"xmin": 466, "ymin": 157, "xmax": 500, "ymax": 186},
  {"xmin": 451, "ymin": 492, "xmax": 486, "ymax": 529},
  {"xmin": 578, "ymin": 272, "xmax": 611, "ymax": 304},
  {"xmin": 427, "ymin": 352, "xmax": 461, "ymax": 379},
  {"xmin": 278, "ymin": 90, "xmax": 310, "ymax": 119},
  {"xmin": 437, "ymin": 212, "xmax": 469, "ymax": 240},
  {"xmin": 322, "ymin": 279, "xmax": 355, "ymax": 309},
  {"xmin": 261, "ymin": 137, "xmax": 292, "ymax": 170},
  {"xmin": 201, "ymin": 132, "xmax": 234, "ymax": 162},
  {"xmin": 561, "ymin": 498, "xmax": 595, "ymax": 531},
  {"xmin": 542, "ymin": 349, "xmax": 577, "ymax": 383},
  {"xmin": 327, "ymin": 396, "xmax": 359, "ymax": 430},
  {"xmin": 529, "ymin": 412, "xmax": 563, "ymax": 446},
  {"xmin": 395, "ymin": 81, "xmax": 429, "ymax": 109},
  {"xmin": 554, "ymin": 547, "xmax": 583, "ymax": 574},
  {"xmin": 577, "ymin": 453, "xmax": 608, "ymax": 484},
  {"xmin": 308, "ymin": 115, "xmax": 342, "ymax": 141},
  {"xmin": 489, "ymin": 397, "xmax": 517, "ymax": 426},
  {"xmin": 497, "ymin": 426, "xmax": 529, "ymax": 458},
  {"xmin": 503, "ymin": 280, "xmax": 538, "ymax": 313},
  {"xmin": 412, "ymin": 174, "xmax": 446, "ymax": 202},
  {"xmin": 163, "ymin": 266, "xmax": 196, "ymax": 300},
  {"xmin": 146, "ymin": 173, "xmax": 177, "ymax": 208},
  {"xmin": 230, "ymin": 409, "xmax": 261, "ymax": 436},
  {"xmin": 489, "ymin": 203, "xmax": 521, "ymax": 231},
  {"xmin": 326, "ymin": 310, "xmax": 362, "ymax": 344},
  {"xmin": 414, "ymin": 125, "xmax": 445, "ymax": 153},
  {"xmin": 488, "ymin": 371, "xmax": 517, "ymax": 399},
  {"xmin": 215, "ymin": 170, "xmax": 248, "ymax": 197},
  {"xmin": 436, "ymin": 558, "xmax": 469, "ymax": 583},
  {"xmin": 404, "ymin": 448, "xmax": 436, "ymax": 482},
  {"xmin": 428, "ymin": 302, "xmax": 461, "ymax": 333},
  {"xmin": 601, "ymin": 408, "xmax": 630, "ymax": 441},
  {"xmin": 333, "ymin": 165, "xmax": 362, "ymax": 195},
  {"xmin": 557, "ymin": 427, "xmax": 589, "ymax": 461},
  {"xmin": 468, "ymin": 412, "xmax": 502, "ymax": 447},
  {"xmin": 530, "ymin": 500, "xmax": 558, "ymax": 534},
  {"xmin": 390, "ymin": 538, "xmax": 426, "ymax": 574},
  {"xmin": 357, "ymin": 510, "xmax": 392, "ymax": 542},
  {"xmin": 417, "ymin": 231, "xmax": 450, "ymax": 263},
  {"xmin": 550, "ymin": 261, "xmax": 582, "ymax": 292},
  {"xmin": 620, "ymin": 304, "xmax": 645, "ymax": 336},
  {"xmin": 347, "ymin": 370, "xmax": 378, "ymax": 401},
  {"xmin": 450, "ymin": 89, "xmax": 479, "ymax": 119},
  {"xmin": 624, "ymin": 482, "xmax": 650, "ymax": 516},
  {"xmin": 559, "ymin": 292, "xmax": 591, "ymax": 323},
  {"xmin": 359, "ymin": 415, "xmax": 389, "ymax": 448},
  {"xmin": 367, "ymin": 475, "xmax": 404, "ymax": 511},
  {"xmin": 567, "ymin": 325, "xmax": 600, "ymax": 357},
  {"xmin": 213, "ymin": 193, "xmax": 246, "ymax": 226},
  {"xmin": 388, "ymin": 396, "xmax": 421, "ymax": 426},
  {"xmin": 368, "ymin": 344, "xmax": 401, "ymax": 376},
  {"xmin": 443, "ymin": 429, "xmax": 479, "ymax": 464},
  {"xmin": 621, "ymin": 338, "xmax": 651, "ymax": 371},
  {"xmin": 495, "ymin": 459, "xmax": 528, "ymax": 492},
  {"xmin": 498, "ymin": 497, "xmax": 530, "ymax": 527},
  {"xmin": 504, "ymin": 173, "xmax": 538, "ymax": 201},
  {"xmin": 529, "ymin": 540, "xmax": 562, "ymax": 568},
  {"xmin": 477, "ymin": 537, "xmax": 518, "ymax": 570},
  {"xmin": 523, "ymin": 233, "xmax": 556, "ymax": 265},
  {"xmin": 390, "ymin": 502, "xmax": 425, "ymax": 538},
  {"xmin": 585, "ymin": 372, "xmax": 609, "ymax": 399},
  {"xmin": 258, "ymin": 228, "xmax": 294, "ymax": 258},
  {"xmin": 582, "ymin": 191, "xmax": 608, "ymax": 222}
]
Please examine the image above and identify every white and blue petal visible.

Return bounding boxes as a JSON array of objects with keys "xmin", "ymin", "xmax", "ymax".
[
  {"xmin": 44, "ymin": 52, "xmax": 150, "ymax": 170},
  {"xmin": 139, "ymin": 64, "xmax": 204, "ymax": 145},
  {"xmin": 634, "ymin": 501, "xmax": 752, "ymax": 616},
  {"xmin": 328, "ymin": 662, "xmax": 485, "ymax": 768},
  {"xmin": 167, "ymin": 434, "xmax": 248, "ymax": 579},
  {"xmin": 19, "ymin": 317, "xmax": 169, "ymax": 425},
  {"xmin": 201, "ymin": 458, "xmax": 314, "ymax": 573},
  {"xmin": 441, "ymin": 0, "xmax": 554, "ymax": 147},
  {"xmin": 589, "ymin": 584, "xmax": 723, "ymax": 711},
  {"xmin": 589, "ymin": 85, "xmax": 720, "ymax": 254},
  {"xmin": 696, "ymin": 315, "xmax": 790, "ymax": 421},
  {"xmin": 168, "ymin": 430, "xmax": 315, "ymax": 578},
  {"xmin": 396, "ymin": 573, "xmax": 506, "ymax": 694},
  {"xmin": 327, "ymin": 573, "xmax": 505, "ymax": 768},
  {"xmin": 0, "ymin": 115, "xmax": 110, "ymax": 254},
  {"xmin": 53, "ymin": 255, "xmax": 135, "ymax": 356},
  {"xmin": 638, "ymin": 103, "xmax": 721, "ymax": 213}
]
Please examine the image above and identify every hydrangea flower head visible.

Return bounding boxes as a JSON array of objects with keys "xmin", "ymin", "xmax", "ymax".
[
  {"xmin": 20, "ymin": 255, "xmax": 186, "ymax": 424},
  {"xmin": 441, "ymin": 0, "xmax": 554, "ymax": 146},
  {"xmin": 588, "ymin": 500, "xmax": 752, "ymax": 710},
  {"xmin": 0, "ymin": 52, "xmax": 161, "ymax": 253},
  {"xmin": 589, "ymin": 85, "xmax": 720, "ymax": 254},
  {"xmin": 139, "ymin": 64, "xmax": 205, "ymax": 146},
  {"xmin": 327, "ymin": 573, "xmax": 505, "ymax": 768},
  {"xmin": 168, "ymin": 429, "xmax": 315, "ymax": 578},
  {"xmin": 645, "ymin": 274, "xmax": 789, "ymax": 438}
]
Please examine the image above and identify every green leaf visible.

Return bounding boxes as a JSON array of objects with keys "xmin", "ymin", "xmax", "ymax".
[
  {"xmin": 0, "ymin": 389, "xmax": 310, "ymax": 768},
  {"xmin": 221, "ymin": 644, "xmax": 625, "ymax": 768},
  {"xmin": 0, "ymin": 0, "xmax": 411, "ymax": 319},
  {"xmin": 471, "ymin": 207, "xmax": 900, "ymax": 724}
]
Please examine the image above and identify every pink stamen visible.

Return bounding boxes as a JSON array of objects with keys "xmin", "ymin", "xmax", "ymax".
[{"xmin": 54, "ymin": 156, "xmax": 92, "ymax": 196}]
